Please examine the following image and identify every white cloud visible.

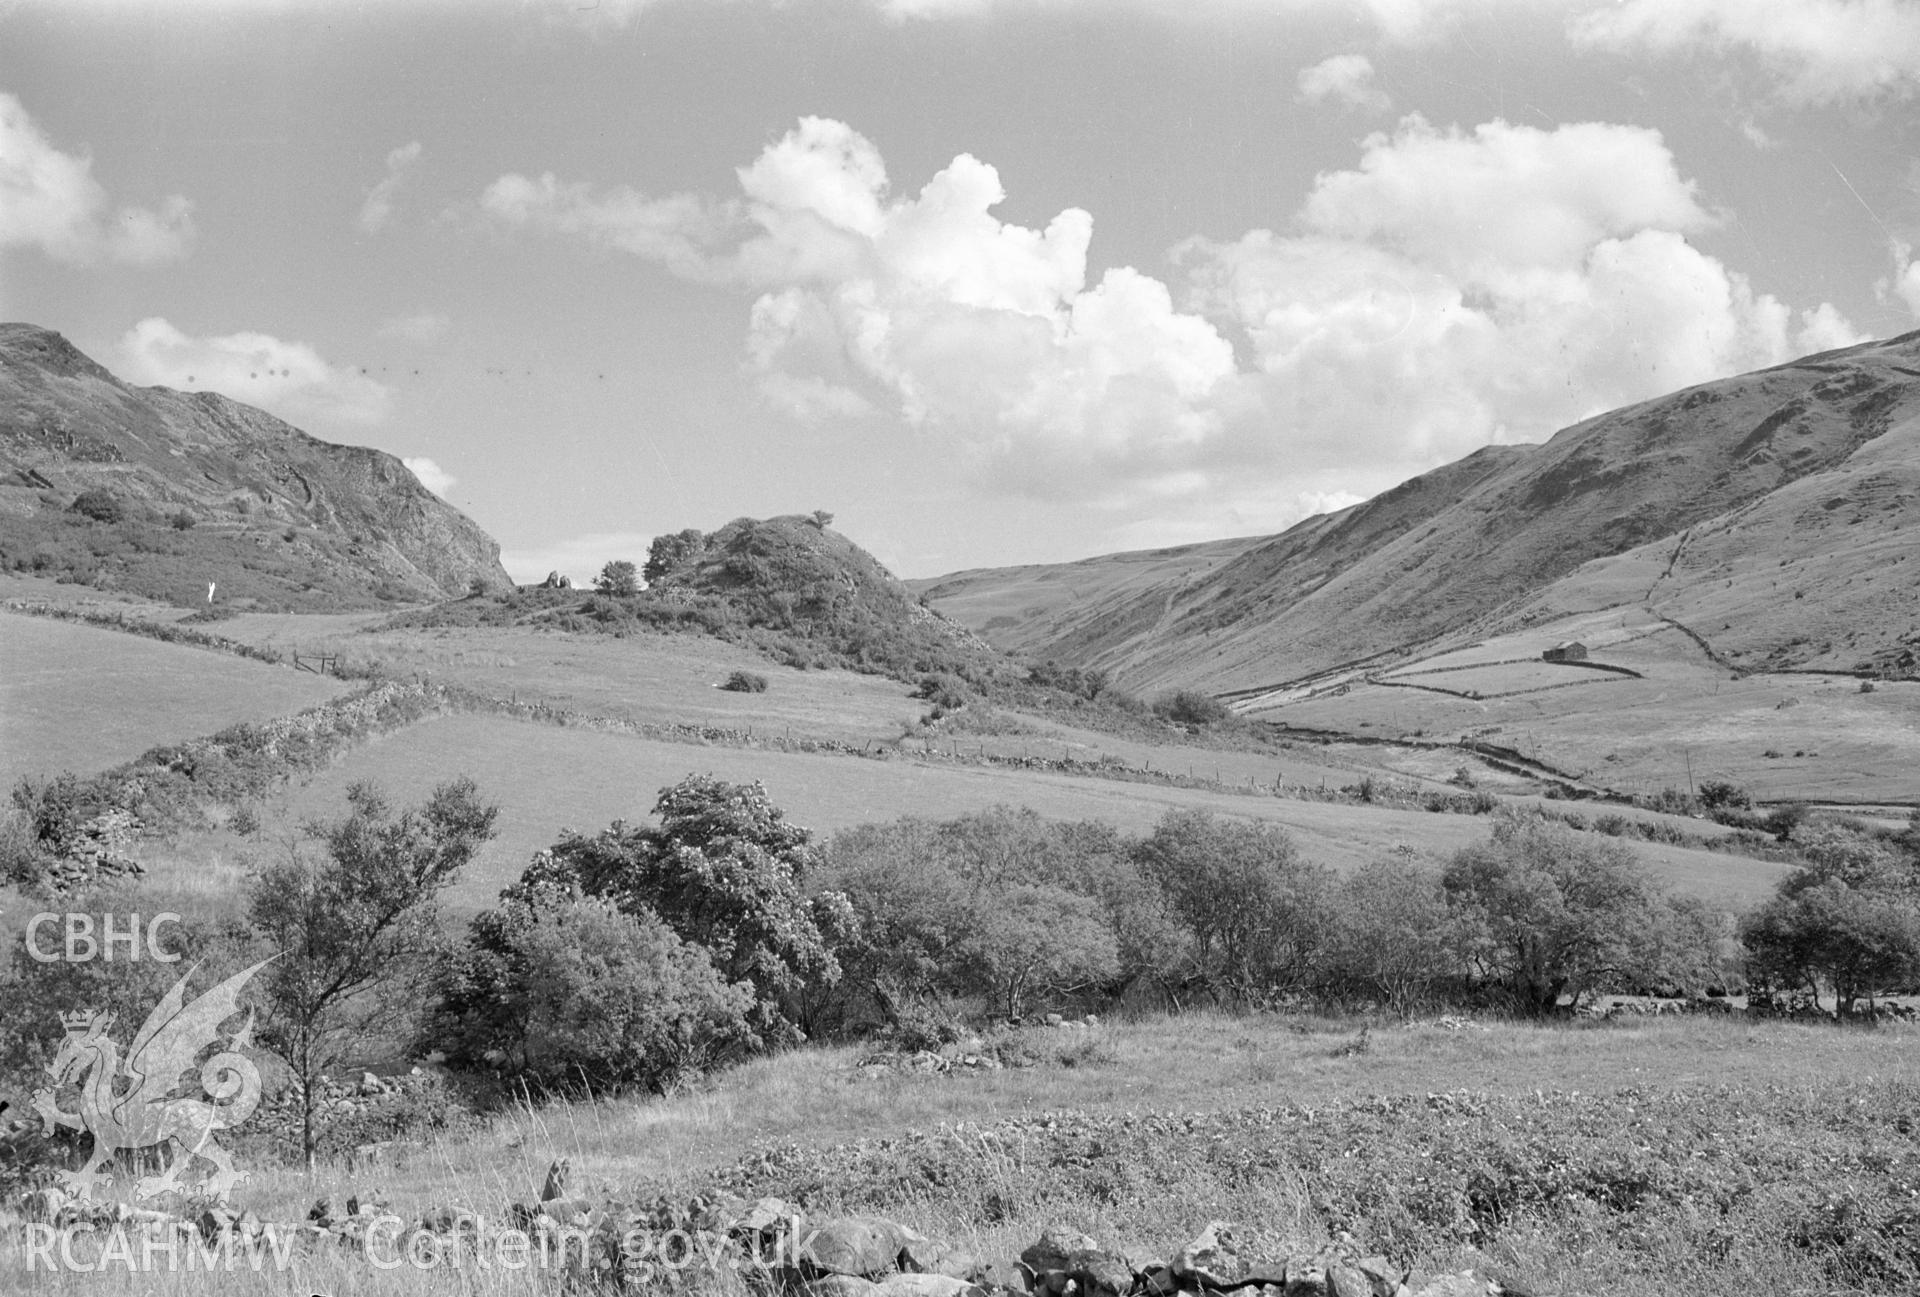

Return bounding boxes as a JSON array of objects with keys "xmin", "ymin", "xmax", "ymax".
[
  {"xmin": 482, "ymin": 112, "xmax": 1861, "ymax": 520},
  {"xmin": 1570, "ymin": 0, "xmax": 1920, "ymax": 104},
  {"xmin": 114, "ymin": 318, "xmax": 393, "ymax": 429},
  {"xmin": 403, "ymin": 456, "xmax": 455, "ymax": 497},
  {"xmin": 1296, "ymin": 54, "xmax": 1392, "ymax": 111},
  {"xmin": 0, "ymin": 92, "xmax": 194, "ymax": 267},
  {"xmin": 376, "ymin": 311, "xmax": 451, "ymax": 344},
  {"xmin": 870, "ymin": 0, "xmax": 1480, "ymax": 40},
  {"xmin": 1878, "ymin": 241, "xmax": 1920, "ymax": 317},
  {"xmin": 357, "ymin": 141, "xmax": 422, "ymax": 235},
  {"xmin": 483, "ymin": 117, "xmax": 1236, "ymax": 496},
  {"xmin": 1179, "ymin": 115, "xmax": 1865, "ymax": 484},
  {"xmin": 478, "ymin": 172, "xmax": 733, "ymax": 281}
]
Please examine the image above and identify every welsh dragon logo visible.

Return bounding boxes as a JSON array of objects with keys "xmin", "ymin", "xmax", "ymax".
[{"xmin": 30, "ymin": 960, "xmax": 271, "ymax": 1204}]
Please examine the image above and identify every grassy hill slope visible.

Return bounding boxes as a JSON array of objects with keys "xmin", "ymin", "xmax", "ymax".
[{"xmin": 920, "ymin": 332, "xmax": 1920, "ymax": 694}]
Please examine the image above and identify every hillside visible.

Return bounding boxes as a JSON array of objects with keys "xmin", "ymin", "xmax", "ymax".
[
  {"xmin": 905, "ymin": 533, "xmax": 1270, "ymax": 657},
  {"xmin": 920, "ymin": 332, "xmax": 1920, "ymax": 693},
  {"xmin": 0, "ymin": 323, "xmax": 511, "ymax": 609}
]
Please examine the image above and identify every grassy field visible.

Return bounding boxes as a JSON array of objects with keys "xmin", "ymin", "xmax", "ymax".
[
  {"xmin": 1245, "ymin": 607, "xmax": 1920, "ymax": 804},
  {"xmin": 207, "ymin": 614, "xmax": 932, "ymax": 747},
  {"xmin": 5, "ymin": 1011, "xmax": 1917, "ymax": 1294},
  {"xmin": 256, "ymin": 712, "xmax": 1792, "ymax": 917},
  {"xmin": 0, "ymin": 611, "xmax": 347, "ymax": 791}
]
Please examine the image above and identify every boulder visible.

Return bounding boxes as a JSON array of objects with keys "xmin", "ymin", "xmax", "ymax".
[
  {"xmin": 1067, "ymin": 1247, "xmax": 1135, "ymax": 1296},
  {"xmin": 803, "ymin": 1216, "xmax": 916, "ymax": 1277},
  {"xmin": 1172, "ymin": 1221, "xmax": 1246, "ymax": 1286},
  {"xmin": 1020, "ymin": 1225, "xmax": 1104, "ymax": 1275}
]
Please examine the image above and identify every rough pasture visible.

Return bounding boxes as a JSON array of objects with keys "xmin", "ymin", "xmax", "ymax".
[
  {"xmin": 272, "ymin": 712, "xmax": 1791, "ymax": 918},
  {"xmin": 0, "ymin": 612, "xmax": 346, "ymax": 790}
]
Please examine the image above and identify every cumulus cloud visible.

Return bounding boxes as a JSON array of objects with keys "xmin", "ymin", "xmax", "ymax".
[
  {"xmin": 1296, "ymin": 54, "xmax": 1392, "ymax": 111},
  {"xmin": 1570, "ymin": 0, "xmax": 1920, "ymax": 103},
  {"xmin": 377, "ymin": 311, "xmax": 451, "ymax": 344},
  {"xmin": 1179, "ymin": 115, "xmax": 1864, "ymax": 478},
  {"xmin": 0, "ymin": 92, "xmax": 194, "ymax": 267},
  {"xmin": 484, "ymin": 117, "xmax": 1236, "ymax": 498},
  {"xmin": 1878, "ymin": 242, "xmax": 1920, "ymax": 317},
  {"xmin": 357, "ymin": 141, "xmax": 422, "ymax": 235},
  {"xmin": 483, "ymin": 113, "xmax": 1861, "ymax": 521},
  {"xmin": 403, "ymin": 456, "xmax": 455, "ymax": 497},
  {"xmin": 114, "ymin": 318, "xmax": 392, "ymax": 429}
]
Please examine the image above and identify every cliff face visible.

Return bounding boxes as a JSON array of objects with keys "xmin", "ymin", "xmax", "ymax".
[{"xmin": 0, "ymin": 323, "xmax": 512, "ymax": 609}]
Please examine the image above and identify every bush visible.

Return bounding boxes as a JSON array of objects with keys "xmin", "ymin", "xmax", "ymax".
[
  {"xmin": 1322, "ymin": 857, "xmax": 1461, "ymax": 1014},
  {"xmin": 169, "ymin": 508, "xmax": 196, "ymax": 530},
  {"xmin": 430, "ymin": 893, "xmax": 757, "ymax": 1095},
  {"xmin": 1153, "ymin": 689, "xmax": 1230, "ymax": 727},
  {"xmin": 721, "ymin": 669, "xmax": 769, "ymax": 693},
  {"xmin": 1135, "ymin": 809, "xmax": 1332, "ymax": 1001},
  {"xmin": 1698, "ymin": 780, "xmax": 1751, "ymax": 810},
  {"xmin": 523, "ymin": 776, "xmax": 842, "ymax": 1043},
  {"xmin": 913, "ymin": 672, "xmax": 969, "ymax": 710},
  {"xmin": 1442, "ymin": 815, "xmax": 1718, "ymax": 1014},
  {"xmin": 67, "ymin": 488, "xmax": 123, "ymax": 523}
]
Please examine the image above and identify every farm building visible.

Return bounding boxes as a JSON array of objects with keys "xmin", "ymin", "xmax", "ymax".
[{"xmin": 1542, "ymin": 641, "xmax": 1589, "ymax": 663}]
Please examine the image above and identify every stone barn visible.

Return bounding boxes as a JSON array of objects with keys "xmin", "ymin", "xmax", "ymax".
[{"xmin": 1543, "ymin": 640, "xmax": 1589, "ymax": 663}]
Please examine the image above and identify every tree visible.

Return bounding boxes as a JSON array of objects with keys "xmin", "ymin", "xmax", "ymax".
[
  {"xmin": 808, "ymin": 510, "xmax": 834, "ymax": 530},
  {"xmin": 1135, "ymin": 810, "xmax": 1332, "ymax": 1003},
  {"xmin": 961, "ymin": 883, "xmax": 1116, "ymax": 1019},
  {"xmin": 249, "ymin": 778, "xmax": 496, "ymax": 1168},
  {"xmin": 529, "ymin": 776, "xmax": 841, "ymax": 1042},
  {"xmin": 1442, "ymin": 816, "xmax": 1699, "ymax": 1015},
  {"xmin": 595, "ymin": 560, "xmax": 640, "ymax": 597},
  {"xmin": 644, "ymin": 528, "xmax": 706, "ymax": 584}
]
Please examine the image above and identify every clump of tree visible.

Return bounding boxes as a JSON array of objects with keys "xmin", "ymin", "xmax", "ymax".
[
  {"xmin": 1442, "ymin": 815, "xmax": 1722, "ymax": 1015},
  {"xmin": 430, "ymin": 776, "xmax": 845, "ymax": 1090},
  {"xmin": 1136, "ymin": 810, "xmax": 1332, "ymax": 1004},
  {"xmin": 720, "ymin": 669, "xmax": 768, "ymax": 693},
  {"xmin": 1742, "ymin": 820, "xmax": 1920, "ymax": 1018},
  {"xmin": 819, "ymin": 808, "xmax": 1149, "ymax": 1031},
  {"xmin": 1027, "ymin": 660, "xmax": 1113, "ymax": 702},
  {"xmin": 644, "ymin": 528, "xmax": 708, "ymax": 584}
]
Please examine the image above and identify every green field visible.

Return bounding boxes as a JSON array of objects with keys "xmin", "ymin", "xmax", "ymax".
[
  {"xmin": 270, "ymin": 711, "xmax": 1792, "ymax": 917},
  {"xmin": 0, "ymin": 611, "xmax": 347, "ymax": 791},
  {"xmin": 1245, "ymin": 607, "xmax": 1920, "ymax": 804}
]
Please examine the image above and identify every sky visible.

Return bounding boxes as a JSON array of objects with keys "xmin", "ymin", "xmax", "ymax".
[{"xmin": 3, "ymin": 0, "xmax": 1920, "ymax": 583}]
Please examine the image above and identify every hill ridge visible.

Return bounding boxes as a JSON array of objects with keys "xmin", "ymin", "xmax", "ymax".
[
  {"xmin": 0, "ymin": 323, "xmax": 511, "ymax": 609},
  {"xmin": 919, "ymin": 333, "xmax": 1920, "ymax": 690}
]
